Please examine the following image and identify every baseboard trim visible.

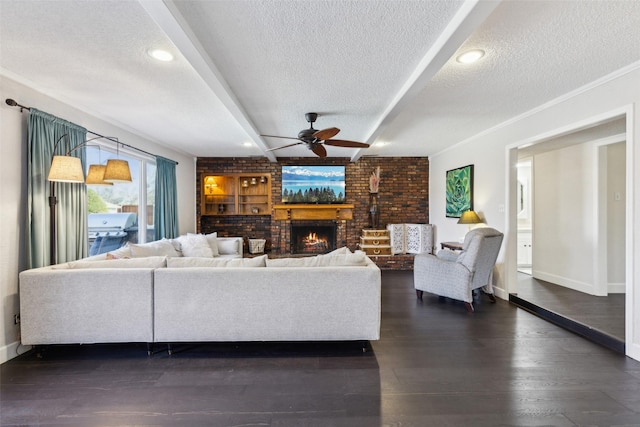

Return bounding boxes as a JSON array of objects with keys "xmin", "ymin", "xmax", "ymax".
[
  {"xmin": 532, "ymin": 270, "xmax": 596, "ymax": 295},
  {"xmin": 509, "ymin": 293, "xmax": 625, "ymax": 354},
  {"xmin": 0, "ymin": 341, "xmax": 30, "ymax": 364},
  {"xmin": 608, "ymin": 282, "xmax": 626, "ymax": 294}
]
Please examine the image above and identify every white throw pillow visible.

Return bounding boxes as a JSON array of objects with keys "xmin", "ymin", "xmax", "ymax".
[
  {"xmin": 129, "ymin": 239, "xmax": 181, "ymax": 258},
  {"xmin": 217, "ymin": 238, "xmax": 239, "ymax": 255},
  {"xmin": 65, "ymin": 256, "xmax": 167, "ymax": 269},
  {"xmin": 205, "ymin": 232, "xmax": 219, "ymax": 257},
  {"xmin": 177, "ymin": 234, "xmax": 214, "ymax": 258},
  {"xmin": 327, "ymin": 246, "xmax": 351, "ymax": 255},
  {"xmin": 108, "ymin": 245, "xmax": 133, "ymax": 259},
  {"xmin": 167, "ymin": 255, "xmax": 267, "ymax": 268}
]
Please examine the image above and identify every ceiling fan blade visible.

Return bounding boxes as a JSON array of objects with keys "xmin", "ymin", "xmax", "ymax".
[
  {"xmin": 312, "ymin": 144, "xmax": 327, "ymax": 158},
  {"xmin": 260, "ymin": 134, "xmax": 300, "ymax": 141},
  {"xmin": 313, "ymin": 127, "xmax": 340, "ymax": 141},
  {"xmin": 324, "ymin": 139, "xmax": 370, "ymax": 148},
  {"xmin": 266, "ymin": 142, "xmax": 303, "ymax": 152}
]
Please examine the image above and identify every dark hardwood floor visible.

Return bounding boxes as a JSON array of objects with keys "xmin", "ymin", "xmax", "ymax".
[
  {"xmin": 511, "ymin": 272, "xmax": 625, "ymax": 353},
  {"xmin": 2, "ymin": 271, "xmax": 640, "ymax": 426}
]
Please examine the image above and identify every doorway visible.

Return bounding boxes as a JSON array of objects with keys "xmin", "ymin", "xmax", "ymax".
[{"xmin": 510, "ymin": 114, "xmax": 627, "ymax": 349}]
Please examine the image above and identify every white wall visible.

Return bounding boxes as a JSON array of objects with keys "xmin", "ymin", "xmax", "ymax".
[
  {"xmin": 429, "ymin": 64, "xmax": 639, "ymax": 361},
  {"xmin": 0, "ymin": 75, "xmax": 196, "ymax": 363},
  {"xmin": 607, "ymin": 142, "xmax": 626, "ymax": 286},
  {"xmin": 533, "ymin": 143, "xmax": 597, "ymax": 294}
]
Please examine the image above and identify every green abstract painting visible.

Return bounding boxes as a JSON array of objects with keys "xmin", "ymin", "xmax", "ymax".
[{"xmin": 446, "ymin": 165, "xmax": 473, "ymax": 218}]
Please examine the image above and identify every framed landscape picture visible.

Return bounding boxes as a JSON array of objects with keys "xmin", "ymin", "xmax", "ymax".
[{"xmin": 446, "ymin": 164, "xmax": 473, "ymax": 218}]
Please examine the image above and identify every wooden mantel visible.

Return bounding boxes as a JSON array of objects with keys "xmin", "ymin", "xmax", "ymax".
[{"xmin": 273, "ymin": 204, "xmax": 354, "ymax": 221}]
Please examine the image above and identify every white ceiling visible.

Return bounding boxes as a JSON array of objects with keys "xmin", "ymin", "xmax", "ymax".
[{"xmin": 1, "ymin": 0, "xmax": 639, "ymax": 161}]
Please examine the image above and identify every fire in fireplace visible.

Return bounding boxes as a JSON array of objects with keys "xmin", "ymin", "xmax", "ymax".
[{"xmin": 291, "ymin": 222, "xmax": 337, "ymax": 254}]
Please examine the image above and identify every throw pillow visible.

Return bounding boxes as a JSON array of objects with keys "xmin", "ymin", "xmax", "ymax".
[
  {"xmin": 205, "ymin": 232, "xmax": 219, "ymax": 257},
  {"xmin": 217, "ymin": 238, "xmax": 239, "ymax": 255},
  {"xmin": 177, "ymin": 234, "xmax": 214, "ymax": 258},
  {"xmin": 129, "ymin": 239, "xmax": 181, "ymax": 258}
]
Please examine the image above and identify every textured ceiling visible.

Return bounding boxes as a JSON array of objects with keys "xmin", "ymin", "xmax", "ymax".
[{"xmin": 1, "ymin": 0, "xmax": 639, "ymax": 160}]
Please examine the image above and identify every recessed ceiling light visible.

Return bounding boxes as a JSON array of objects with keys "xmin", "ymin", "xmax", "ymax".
[
  {"xmin": 374, "ymin": 142, "xmax": 389, "ymax": 148},
  {"xmin": 148, "ymin": 49, "xmax": 174, "ymax": 62},
  {"xmin": 456, "ymin": 49, "xmax": 485, "ymax": 64},
  {"xmin": 242, "ymin": 142, "xmax": 254, "ymax": 147}
]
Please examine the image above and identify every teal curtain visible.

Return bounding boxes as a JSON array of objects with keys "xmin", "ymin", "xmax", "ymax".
[
  {"xmin": 27, "ymin": 109, "xmax": 88, "ymax": 268},
  {"xmin": 154, "ymin": 156, "xmax": 178, "ymax": 239}
]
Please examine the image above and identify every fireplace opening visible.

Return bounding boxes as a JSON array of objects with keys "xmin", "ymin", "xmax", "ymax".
[{"xmin": 291, "ymin": 222, "xmax": 337, "ymax": 255}]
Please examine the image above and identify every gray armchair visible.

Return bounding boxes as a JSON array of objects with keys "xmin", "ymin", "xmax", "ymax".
[{"xmin": 414, "ymin": 227, "xmax": 504, "ymax": 312}]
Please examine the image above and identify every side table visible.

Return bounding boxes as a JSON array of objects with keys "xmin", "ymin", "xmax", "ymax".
[{"xmin": 440, "ymin": 241, "xmax": 463, "ymax": 251}]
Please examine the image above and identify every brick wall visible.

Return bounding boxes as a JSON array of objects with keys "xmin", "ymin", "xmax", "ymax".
[{"xmin": 196, "ymin": 157, "xmax": 429, "ymax": 254}]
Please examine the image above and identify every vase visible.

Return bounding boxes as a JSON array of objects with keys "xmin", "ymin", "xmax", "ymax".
[{"xmin": 369, "ymin": 193, "xmax": 380, "ymax": 229}]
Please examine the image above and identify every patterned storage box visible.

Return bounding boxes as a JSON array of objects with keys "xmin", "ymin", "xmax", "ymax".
[
  {"xmin": 405, "ymin": 224, "xmax": 434, "ymax": 254},
  {"xmin": 386, "ymin": 224, "xmax": 406, "ymax": 254}
]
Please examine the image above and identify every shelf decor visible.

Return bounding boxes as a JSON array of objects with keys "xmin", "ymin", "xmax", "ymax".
[
  {"xmin": 446, "ymin": 164, "xmax": 473, "ymax": 218},
  {"xmin": 201, "ymin": 173, "xmax": 271, "ymax": 216},
  {"xmin": 368, "ymin": 167, "xmax": 381, "ymax": 228}
]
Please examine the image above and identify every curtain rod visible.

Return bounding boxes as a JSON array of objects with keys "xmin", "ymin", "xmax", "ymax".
[{"xmin": 5, "ymin": 98, "xmax": 178, "ymax": 165}]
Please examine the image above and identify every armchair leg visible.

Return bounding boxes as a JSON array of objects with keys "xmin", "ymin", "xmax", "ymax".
[
  {"xmin": 416, "ymin": 290, "xmax": 423, "ymax": 300},
  {"xmin": 481, "ymin": 289, "xmax": 497, "ymax": 303},
  {"xmin": 464, "ymin": 302, "xmax": 474, "ymax": 312}
]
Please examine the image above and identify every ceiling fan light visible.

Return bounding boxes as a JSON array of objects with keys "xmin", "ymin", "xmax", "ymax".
[
  {"xmin": 456, "ymin": 49, "xmax": 485, "ymax": 64},
  {"xmin": 103, "ymin": 159, "xmax": 132, "ymax": 183}
]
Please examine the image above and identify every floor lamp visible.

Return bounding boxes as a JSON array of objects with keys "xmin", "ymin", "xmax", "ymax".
[
  {"xmin": 47, "ymin": 135, "xmax": 85, "ymax": 265},
  {"xmin": 47, "ymin": 134, "xmax": 133, "ymax": 265}
]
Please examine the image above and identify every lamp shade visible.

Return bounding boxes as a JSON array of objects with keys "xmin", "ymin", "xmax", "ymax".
[
  {"xmin": 85, "ymin": 164, "xmax": 113, "ymax": 186},
  {"xmin": 457, "ymin": 210, "xmax": 481, "ymax": 225},
  {"xmin": 48, "ymin": 155, "xmax": 85, "ymax": 183},
  {"xmin": 103, "ymin": 159, "xmax": 132, "ymax": 183}
]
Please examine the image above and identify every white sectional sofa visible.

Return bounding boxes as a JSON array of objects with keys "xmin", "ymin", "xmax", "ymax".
[{"xmin": 18, "ymin": 236, "xmax": 381, "ymax": 352}]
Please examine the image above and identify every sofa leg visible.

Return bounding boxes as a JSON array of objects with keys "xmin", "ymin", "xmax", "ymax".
[
  {"xmin": 464, "ymin": 302, "xmax": 474, "ymax": 312},
  {"xmin": 146, "ymin": 343, "xmax": 153, "ymax": 357},
  {"xmin": 361, "ymin": 340, "xmax": 368, "ymax": 353},
  {"xmin": 416, "ymin": 290, "xmax": 423, "ymax": 300},
  {"xmin": 167, "ymin": 343, "xmax": 173, "ymax": 356}
]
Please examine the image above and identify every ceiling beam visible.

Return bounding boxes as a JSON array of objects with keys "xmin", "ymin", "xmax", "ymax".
[
  {"xmin": 139, "ymin": 0, "xmax": 278, "ymax": 162},
  {"xmin": 351, "ymin": 0, "xmax": 501, "ymax": 161}
]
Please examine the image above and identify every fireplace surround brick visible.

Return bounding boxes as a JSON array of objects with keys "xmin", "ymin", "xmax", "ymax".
[{"xmin": 196, "ymin": 157, "xmax": 429, "ymax": 268}]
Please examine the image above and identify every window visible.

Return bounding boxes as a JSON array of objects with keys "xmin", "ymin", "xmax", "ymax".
[{"xmin": 85, "ymin": 145, "xmax": 156, "ymax": 255}]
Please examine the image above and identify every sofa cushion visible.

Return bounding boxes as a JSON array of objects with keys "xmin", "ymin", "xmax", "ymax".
[
  {"xmin": 129, "ymin": 239, "xmax": 181, "ymax": 258},
  {"xmin": 62, "ymin": 256, "xmax": 168, "ymax": 269},
  {"xmin": 217, "ymin": 238, "xmax": 240, "ymax": 256},
  {"xmin": 167, "ymin": 255, "xmax": 267, "ymax": 268},
  {"xmin": 177, "ymin": 234, "xmax": 214, "ymax": 258},
  {"xmin": 266, "ymin": 251, "xmax": 368, "ymax": 267}
]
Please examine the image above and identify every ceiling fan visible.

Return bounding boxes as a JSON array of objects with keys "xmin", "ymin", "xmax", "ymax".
[{"xmin": 260, "ymin": 112, "xmax": 369, "ymax": 157}]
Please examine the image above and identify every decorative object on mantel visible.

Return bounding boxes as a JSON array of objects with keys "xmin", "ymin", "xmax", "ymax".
[
  {"xmin": 446, "ymin": 164, "xmax": 474, "ymax": 218},
  {"xmin": 368, "ymin": 166, "xmax": 381, "ymax": 228}
]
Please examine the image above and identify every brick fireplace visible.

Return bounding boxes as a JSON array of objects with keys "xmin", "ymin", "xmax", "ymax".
[
  {"xmin": 196, "ymin": 157, "xmax": 430, "ymax": 265},
  {"xmin": 271, "ymin": 204, "xmax": 352, "ymax": 254},
  {"xmin": 290, "ymin": 221, "xmax": 337, "ymax": 254}
]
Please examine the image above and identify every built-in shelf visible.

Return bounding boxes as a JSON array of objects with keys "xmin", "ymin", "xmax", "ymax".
[{"xmin": 202, "ymin": 174, "xmax": 271, "ymax": 216}]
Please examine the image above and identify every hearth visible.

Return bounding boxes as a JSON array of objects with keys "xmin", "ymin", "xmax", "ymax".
[{"xmin": 291, "ymin": 221, "xmax": 337, "ymax": 255}]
